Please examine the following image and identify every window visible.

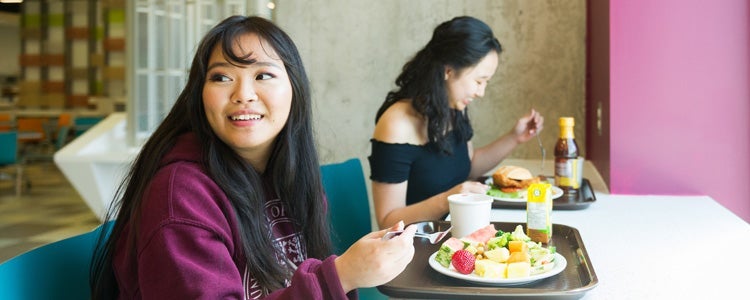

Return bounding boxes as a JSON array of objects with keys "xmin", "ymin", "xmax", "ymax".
[{"xmin": 125, "ymin": 0, "xmax": 252, "ymax": 146}]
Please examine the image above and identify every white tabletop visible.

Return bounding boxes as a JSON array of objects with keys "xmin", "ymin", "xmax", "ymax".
[{"xmin": 486, "ymin": 194, "xmax": 750, "ymax": 299}]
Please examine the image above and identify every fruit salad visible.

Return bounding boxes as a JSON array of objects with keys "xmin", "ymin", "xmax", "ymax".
[{"xmin": 434, "ymin": 224, "xmax": 556, "ymax": 279}]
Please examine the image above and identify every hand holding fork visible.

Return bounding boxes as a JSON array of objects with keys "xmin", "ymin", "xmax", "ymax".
[{"xmin": 382, "ymin": 226, "xmax": 452, "ymax": 244}]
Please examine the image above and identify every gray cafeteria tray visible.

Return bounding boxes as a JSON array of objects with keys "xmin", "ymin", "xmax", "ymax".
[
  {"xmin": 378, "ymin": 221, "xmax": 598, "ymax": 299},
  {"xmin": 489, "ymin": 178, "xmax": 597, "ymax": 210}
]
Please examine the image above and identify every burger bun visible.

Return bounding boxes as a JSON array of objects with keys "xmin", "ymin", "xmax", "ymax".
[
  {"xmin": 495, "ymin": 166, "xmax": 534, "ymax": 181},
  {"xmin": 491, "ymin": 166, "xmax": 541, "ymax": 192}
]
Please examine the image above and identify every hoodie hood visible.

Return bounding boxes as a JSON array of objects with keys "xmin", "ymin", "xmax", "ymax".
[{"xmin": 160, "ymin": 132, "xmax": 205, "ymax": 167}]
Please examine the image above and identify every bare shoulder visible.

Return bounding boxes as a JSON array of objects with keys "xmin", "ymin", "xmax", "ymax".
[{"xmin": 373, "ymin": 100, "xmax": 427, "ymax": 145}]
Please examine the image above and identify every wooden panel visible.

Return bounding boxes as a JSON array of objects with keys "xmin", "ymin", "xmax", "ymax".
[
  {"xmin": 43, "ymin": 54, "xmax": 66, "ymax": 66},
  {"xmin": 20, "ymin": 54, "xmax": 43, "ymax": 66},
  {"xmin": 67, "ymin": 95, "xmax": 90, "ymax": 107},
  {"xmin": 42, "ymin": 81, "xmax": 66, "ymax": 93},
  {"xmin": 95, "ymin": 26, "xmax": 104, "ymax": 40},
  {"xmin": 17, "ymin": 94, "xmax": 42, "ymax": 107},
  {"xmin": 21, "ymin": 28, "xmax": 43, "ymax": 39},
  {"xmin": 70, "ymin": 67, "xmax": 89, "ymax": 79},
  {"xmin": 107, "ymin": 9, "xmax": 125, "ymax": 23},
  {"xmin": 47, "ymin": 14, "xmax": 65, "ymax": 27},
  {"xmin": 90, "ymin": 53, "xmax": 105, "ymax": 66},
  {"xmin": 103, "ymin": 38, "xmax": 125, "ymax": 51},
  {"xmin": 66, "ymin": 27, "xmax": 90, "ymax": 39},
  {"xmin": 94, "ymin": 81, "xmax": 104, "ymax": 95},
  {"xmin": 18, "ymin": 81, "xmax": 42, "ymax": 94},
  {"xmin": 104, "ymin": 0, "xmax": 126, "ymax": 9},
  {"xmin": 23, "ymin": 14, "xmax": 41, "ymax": 28},
  {"xmin": 103, "ymin": 66, "xmax": 125, "ymax": 80},
  {"xmin": 43, "ymin": 93, "xmax": 66, "ymax": 108}
]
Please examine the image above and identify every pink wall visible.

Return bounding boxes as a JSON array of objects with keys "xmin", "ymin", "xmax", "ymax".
[{"xmin": 610, "ymin": 0, "xmax": 750, "ymax": 221}]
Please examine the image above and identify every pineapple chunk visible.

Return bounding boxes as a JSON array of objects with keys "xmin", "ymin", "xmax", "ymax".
[
  {"xmin": 474, "ymin": 259, "xmax": 506, "ymax": 278},
  {"xmin": 506, "ymin": 261, "xmax": 531, "ymax": 278},
  {"xmin": 484, "ymin": 248, "xmax": 510, "ymax": 263}
]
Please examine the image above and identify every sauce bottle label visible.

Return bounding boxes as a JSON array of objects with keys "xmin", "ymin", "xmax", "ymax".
[{"xmin": 555, "ymin": 158, "xmax": 581, "ymax": 189}]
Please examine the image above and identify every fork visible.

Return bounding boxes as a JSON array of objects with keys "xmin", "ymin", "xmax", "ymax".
[
  {"xmin": 536, "ymin": 133, "xmax": 546, "ymax": 176},
  {"xmin": 531, "ymin": 106, "xmax": 546, "ymax": 176},
  {"xmin": 382, "ymin": 226, "xmax": 452, "ymax": 244}
]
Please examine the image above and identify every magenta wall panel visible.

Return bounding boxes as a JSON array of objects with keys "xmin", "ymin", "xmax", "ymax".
[{"xmin": 609, "ymin": 0, "xmax": 750, "ymax": 221}]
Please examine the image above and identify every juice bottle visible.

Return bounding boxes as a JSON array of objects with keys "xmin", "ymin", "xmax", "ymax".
[
  {"xmin": 527, "ymin": 183, "xmax": 552, "ymax": 243},
  {"xmin": 554, "ymin": 117, "xmax": 580, "ymax": 199}
]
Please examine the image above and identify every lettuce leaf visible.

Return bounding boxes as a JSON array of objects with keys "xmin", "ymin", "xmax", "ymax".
[{"xmin": 486, "ymin": 186, "xmax": 521, "ymax": 199}]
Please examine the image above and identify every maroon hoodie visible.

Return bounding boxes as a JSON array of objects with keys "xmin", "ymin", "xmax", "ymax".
[{"xmin": 112, "ymin": 133, "xmax": 355, "ymax": 299}]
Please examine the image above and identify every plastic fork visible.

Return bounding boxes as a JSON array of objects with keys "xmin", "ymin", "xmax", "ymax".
[{"xmin": 382, "ymin": 226, "xmax": 452, "ymax": 244}]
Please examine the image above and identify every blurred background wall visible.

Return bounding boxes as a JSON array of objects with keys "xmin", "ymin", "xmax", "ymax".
[{"xmin": 0, "ymin": 12, "xmax": 20, "ymax": 80}]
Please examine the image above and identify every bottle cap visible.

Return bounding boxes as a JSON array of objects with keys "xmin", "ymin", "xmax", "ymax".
[{"xmin": 559, "ymin": 117, "xmax": 575, "ymax": 127}]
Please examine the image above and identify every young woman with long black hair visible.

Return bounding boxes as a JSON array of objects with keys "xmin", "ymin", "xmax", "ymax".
[{"xmin": 91, "ymin": 15, "xmax": 416, "ymax": 299}]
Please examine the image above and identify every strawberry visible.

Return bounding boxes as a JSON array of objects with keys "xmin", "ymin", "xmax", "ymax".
[{"xmin": 451, "ymin": 249, "xmax": 476, "ymax": 274}]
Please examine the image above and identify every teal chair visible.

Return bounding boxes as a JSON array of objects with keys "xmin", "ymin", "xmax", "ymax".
[
  {"xmin": 321, "ymin": 158, "xmax": 388, "ymax": 300},
  {"xmin": 0, "ymin": 221, "xmax": 113, "ymax": 299},
  {"xmin": 73, "ymin": 116, "xmax": 104, "ymax": 137},
  {"xmin": 0, "ymin": 131, "xmax": 26, "ymax": 196},
  {"xmin": 55, "ymin": 125, "xmax": 71, "ymax": 150}
]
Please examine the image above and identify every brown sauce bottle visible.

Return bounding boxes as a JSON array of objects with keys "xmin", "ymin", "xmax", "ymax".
[{"xmin": 554, "ymin": 117, "xmax": 580, "ymax": 199}]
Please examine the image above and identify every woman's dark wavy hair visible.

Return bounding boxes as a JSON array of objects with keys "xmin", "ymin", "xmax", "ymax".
[
  {"xmin": 375, "ymin": 16, "xmax": 501, "ymax": 154},
  {"xmin": 90, "ymin": 15, "xmax": 331, "ymax": 298}
]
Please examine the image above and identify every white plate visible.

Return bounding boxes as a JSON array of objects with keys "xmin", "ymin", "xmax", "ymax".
[
  {"xmin": 484, "ymin": 178, "xmax": 563, "ymax": 202},
  {"xmin": 428, "ymin": 252, "xmax": 567, "ymax": 286}
]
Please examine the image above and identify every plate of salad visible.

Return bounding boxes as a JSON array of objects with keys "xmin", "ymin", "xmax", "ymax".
[{"xmin": 429, "ymin": 224, "xmax": 566, "ymax": 286}]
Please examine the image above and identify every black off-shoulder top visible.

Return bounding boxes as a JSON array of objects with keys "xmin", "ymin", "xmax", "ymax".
[{"xmin": 368, "ymin": 130, "xmax": 471, "ymax": 205}]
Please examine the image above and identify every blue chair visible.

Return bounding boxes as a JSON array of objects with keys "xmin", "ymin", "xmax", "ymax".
[
  {"xmin": 0, "ymin": 221, "xmax": 113, "ymax": 299},
  {"xmin": 0, "ymin": 131, "xmax": 25, "ymax": 196},
  {"xmin": 321, "ymin": 158, "xmax": 387, "ymax": 300}
]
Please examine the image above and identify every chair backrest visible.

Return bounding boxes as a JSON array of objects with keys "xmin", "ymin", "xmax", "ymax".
[
  {"xmin": 57, "ymin": 113, "xmax": 72, "ymax": 127},
  {"xmin": 74, "ymin": 116, "xmax": 104, "ymax": 137},
  {"xmin": 0, "ymin": 113, "xmax": 13, "ymax": 131},
  {"xmin": 0, "ymin": 221, "xmax": 113, "ymax": 300},
  {"xmin": 0, "ymin": 131, "xmax": 18, "ymax": 165},
  {"xmin": 16, "ymin": 118, "xmax": 46, "ymax": 142},
  {"xmin": 320, "ymin": 158, "xmax": 372, "ymax": 255},
  {"xmin": 55, "ymin": 125, "xmax": 70, "ymax": 150},
  {"xmin": 320, "ymin": 158, "xmax": 388, "ymax": 300}
]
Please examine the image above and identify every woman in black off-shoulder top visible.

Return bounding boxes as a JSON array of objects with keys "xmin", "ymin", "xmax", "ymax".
[{"xmin": 368, "ymin": 16, "xmax": 544, "ymax": 229}]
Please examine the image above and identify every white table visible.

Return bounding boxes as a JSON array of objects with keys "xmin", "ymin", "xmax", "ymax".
[{"xmin": 487, "ymin": 194, "xmax": 750, "ymax": 299}]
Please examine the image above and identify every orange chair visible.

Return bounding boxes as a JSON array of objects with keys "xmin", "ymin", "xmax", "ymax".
[
  {"xmin": 16, "ymin": 118, "xmax": 46, "ymax": 144},
  {"xmin": 52, "ymin": 113, "xmax": 73, "ymax": 147},
  {"xmin": 0, "ymin": 113, "xmax": 13, "ymax": 131},
  {"xmin": 57, "ymin": 113, "xmax": 72, "ymax": 127}
]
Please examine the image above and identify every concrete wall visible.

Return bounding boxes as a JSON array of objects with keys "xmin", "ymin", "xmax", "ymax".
[{"xmin": 274, "ymin": 0, "xmax": 587, "ymax": 166}]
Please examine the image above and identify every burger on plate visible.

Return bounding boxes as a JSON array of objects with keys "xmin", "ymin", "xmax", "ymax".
[{"xmin": 489, "ymin": 166, "xmax": 542, "ymax": 197}]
